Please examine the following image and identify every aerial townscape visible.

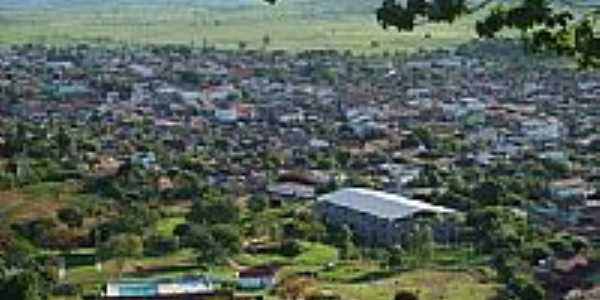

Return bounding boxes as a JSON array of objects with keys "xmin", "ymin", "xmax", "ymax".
[{"xmin": 0, "ymin": 1, "xmax": 599, "ymax": 300}]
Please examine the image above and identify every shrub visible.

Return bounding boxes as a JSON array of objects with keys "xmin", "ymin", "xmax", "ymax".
[
  {"xmin": 280, "ymin": 240, "xmax": 302, "ymax": 257},
  {"xmin": 394, "ymin": 290, "xmax": 419, "ymax": 300},
  {"xmin": 144, "ymin": 235, "xmax": 179, "ymax": 257},
  {"xmin": 0, "ymin": 172, "xmax": 14, "ymax": 190},
  {"xmin": 52, "ymin": 284, "xmax": 82, "ymax": 297},
  {"xmin": 509, "ymin": 275, "xmax": 545, "ymax": 300},
  {"xmin": 548, "ymin": 237, "xmax": 575, "ymax": 258}
]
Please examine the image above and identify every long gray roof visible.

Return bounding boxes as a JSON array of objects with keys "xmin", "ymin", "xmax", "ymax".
[{"xmin": 318, "ymin": 188, "xmax": 456, "ymax": 220}]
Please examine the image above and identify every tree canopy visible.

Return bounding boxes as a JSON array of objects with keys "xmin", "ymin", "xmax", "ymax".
[{"xmin": 264, "ymin": 0, "xmax": 600, "ymax": 68}]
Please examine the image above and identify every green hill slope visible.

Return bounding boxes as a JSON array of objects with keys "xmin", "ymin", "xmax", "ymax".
[{"xmin": 0, "ymin": 0, "xmax": 496, "ymax": 52}]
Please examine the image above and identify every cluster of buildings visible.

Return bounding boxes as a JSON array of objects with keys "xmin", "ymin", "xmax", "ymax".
[{"xmin": 0, "ymin": 43, "xmax": 599, "ymax": 244}]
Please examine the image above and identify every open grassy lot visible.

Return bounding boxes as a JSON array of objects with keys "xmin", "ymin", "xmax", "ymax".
[
  {"xmin": 0, "ymin": 181, "xmax": 79, "ymax": 223},
  {"xmin": 50, "ymin": 239, "xmax": 498, "ymax": 300},
  {"xmin": 60, "ymin": 249, "xmax": 213, "ymax": 294},
  {"xmin": 324, "ymin": 270, "xmax": 500, "ymax": 300},
  {"xmin": 0, "ymin": 0, "xmax": 486, "ymax": 53}
]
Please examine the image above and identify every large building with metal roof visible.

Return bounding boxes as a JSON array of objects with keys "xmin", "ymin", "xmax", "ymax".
[{"xmin": 317, "ymin": 188, "xmax": 458, "ymax": 246}]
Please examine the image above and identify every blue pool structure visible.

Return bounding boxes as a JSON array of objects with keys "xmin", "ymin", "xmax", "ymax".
[{"xmin": 104, "ymin": 276, "xmax": 215, "ymax": 298}]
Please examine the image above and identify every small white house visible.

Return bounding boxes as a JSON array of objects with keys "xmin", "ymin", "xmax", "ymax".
[
  {"xmin": 130, "ymin": 152, "xmax": 157, "ymax": 169},
  {"xmin": 106, "ymin": 91, "xmax": 120, "ymax": 104},
  {"xmin": 521, "ymin": 119, "xmax": 562, "ymax": 143},
  {"xmin": 548, "ymin": 178, "xmax": 595, "ymax": 201},
  {"xmin": 215, "ymin": 109, "xmax": 238, "ymax": 123}
]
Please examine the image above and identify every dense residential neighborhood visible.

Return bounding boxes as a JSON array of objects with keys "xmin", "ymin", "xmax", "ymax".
[{"xmin": 0, "ymin": 41, "xmax": 599, "ymax": 300}]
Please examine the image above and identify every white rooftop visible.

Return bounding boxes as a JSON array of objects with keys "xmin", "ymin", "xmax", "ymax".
[{"xmin": 319, "ymin": 188, "xmax": 456, "ymax": 220}]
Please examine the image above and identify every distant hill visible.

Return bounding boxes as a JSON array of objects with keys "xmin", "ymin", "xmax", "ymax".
[
  {"xmin": 2, "ymin": 0, "xmax": 593, "ymax": 10},
  {"xmin": 0, "ymin": 0, "xmax": 385, "ymax": 14}
]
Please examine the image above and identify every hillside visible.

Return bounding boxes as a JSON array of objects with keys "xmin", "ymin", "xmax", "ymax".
[
  {"xmin": 0, "ymin": 0, "xmax": 486, "ymax": 52},
  {"xmin": 0, "ymin": 0, "xmax": 382, "ymax": 14},
  {"xmin": 0, "ymin": 0, "xmax": 592, "ymax": 51}
]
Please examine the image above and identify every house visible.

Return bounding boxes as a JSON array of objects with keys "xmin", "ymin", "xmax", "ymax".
[
  {"xmin": 520, "ymin": 118, "xmax": 563, "ymax": 144},
  {"xmin": 308, "ymin": 138, "xmax": 330, "ymax": 150},
  {"xmin": 571, "ymin": 200, "xmax": 600, "ymax": 245},
  {"xmin": 215, "ymin": 108, "xmax": 238, "ymax": 123},
  {"xmin": 129, "ymin": 64, "xmax": 155, "ymax": 79},
  {"xmin": 548, "ymin": 178, "xmax": 595, "ymax": 202},
  {"xmin": 405, "ymin": 61, "xmax": 432, "ymax": 70},
  {"xmin": 377, "ymin": 163, "xmax": 422, "ymax": 192},
  {"xmin": 317, "ymin": 188, "xmax": 457, "ymax": 246},
  {"xmin": 204, "ymin": 84, "xmax": 240, "ymax": 101},
  {"xmin": 406, "ymin": 88, "xmax": 431, "ymax": 100},
  {"xmin": 51, "ymin": 83, "xmax": 92, "ymax": 100},
  {"xmin": 131, "ymin": 152, "xmax": 158, "ymax": 169},
  {"xmin": 348, "ymin": 116, "xmax": 385, "ymax": 138},
  {"xmin": 106, "ymin": 91, "xmax": 120, "ymax": 104},
  {"xmin": 442, "ymin": 97, "xmax": 485, "ymax": 121},
  {"xmin": 267, "ymin": 182, "xmax": 315, "ymax": 201},
  {"xmin": 528, "ymin": 202, "xmax": 580, "ymax": 228},
  {"xmin": 93, "ymin": 156, "xmax": 123, "ymax": 177},
  {"xmin": 237, "ymin": 266, "xmax": 277, "ymax": 289}
]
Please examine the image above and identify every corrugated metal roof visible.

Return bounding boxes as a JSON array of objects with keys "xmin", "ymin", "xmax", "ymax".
[{"xmin": 318, "ymin": 188, "xmax": 456, "ymax": 220}]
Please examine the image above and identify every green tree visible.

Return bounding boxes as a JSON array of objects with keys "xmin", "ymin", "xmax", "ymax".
[
  {"xmin": 97, "ymin": 234, "xmax": 144, "ymax": 276},
  {"xmin": 248, "ymin": 195, "xmax": 268, "ymax": 213},
  {"xmin": 316, "ymin": 154, "xmax": 337, "ymax": 170},
  {"xmin": 188, "ymin": 190, "xmax": 240, "ymax": 225},
  {"xmin": 209, "ymin": 224, "xmax": 242, "ymax": 257},
  {"xmin": 404, "ymin": 223, "xmax": 434, "ymax": 267},
  {"xmin": 472, "ymin": 179, "xmax": 507, "ymax": 206},
  {"xmin": 280, "ymin": 239, "xmax": 302, "ymax": 257},
  {"xmin": 55, "ymin": 125, "xmax": 72, "ymax": 158},
  {"xmin": 1, "ymin": 238, "xmax": 36, "ymax": 269},
  {"xmin": 387, "ymin": 246, "xmax": 405, "ymax": 269},
  {"xmin": 283, "ymin": 221, "xmax": 308, "ymax": 241},
  {"xmin": 186, "ymin": 226, "xmax": 226, "ymax": 266},
  {"xmin": 108, "ymin": 204, "xmax": 160, "ymax": 235},
  {"xmin": 0, "ymin": 270, "xmax": 47, "ymax": 300},
  {"xmin": 394, "ymin": 290, "xmax": 419, "ymax": 300},
  {"xmin": 413, "ymin": 127, "xmax": 435, "ymax": 149},
  {"xmin": 262, "ymin": 34, "xmax": 271, "ymax": 50},
  {"xmin": 466, "ymin": 207, "xmax": 527, "ymax": 254},
  {"xmin": 510, "ymin": 274, "xmax": 545, "ymax": 300},
  {"xmin": 542, "ymin": 159, "xmax": 570, "ymax": 179},
  {"xmin": 143, "ymin": 235, "xmax": 179, "ymax": 257},
  {"xmin": 57, "ymin": 207, "xmax": 84, "ymax": 228},
  {"xmin": 171, "ymin": 170, "xmax": 204, "ymax": 199},
  {"xmin": 337, "ymin": 225, "xmax": 357, "ymax": 260},
  {"xmin": 12, "ymin": 218, "xmax": 57, "ymax": 249},
  {"xmin": 5, "ymin": 122, "xmax": 28, "ymax": 156}
]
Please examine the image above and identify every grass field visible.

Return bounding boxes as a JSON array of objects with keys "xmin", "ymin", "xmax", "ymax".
[
  {"xmin": 0, "ymin": 182, "xmax": 78, "ymax": 223},
  {"xmin": 324, "ymin": 270, "xmax": 499, "ymax": 300},
  {"xmin": 4, "ymin": 0, "xmax": 595, "ymax": 57},
  {"xmin": 0, "ymin": 0, "xmax": 487, "ymax": 53},
  {"xmin": 52, "ymin": 240, "xmax": 498, "ymax": 300}
]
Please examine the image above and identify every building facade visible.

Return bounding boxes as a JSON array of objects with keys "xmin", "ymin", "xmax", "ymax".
[{"xmin": 317, "ymin": 188, "xmax": 457, "ymax": 247}]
